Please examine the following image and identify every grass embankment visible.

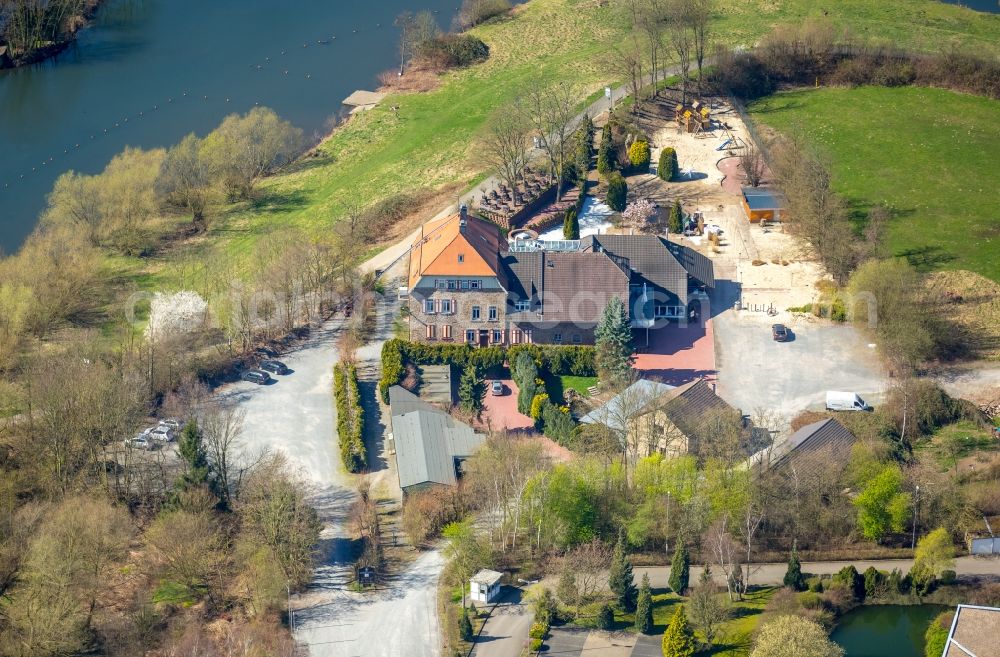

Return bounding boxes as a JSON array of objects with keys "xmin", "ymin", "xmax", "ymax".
[
  {"xmin": 127, "ymin": 0, "xmax": 1000, "ymax": 296},
  {"xmin": 749, "ymin": 86, "xmax": 1000, "ymax": 283}
]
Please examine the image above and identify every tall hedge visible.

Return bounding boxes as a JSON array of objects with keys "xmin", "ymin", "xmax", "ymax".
[
  {"xmin": 334, "ymin": 362, "xmax": 366, "ymax": 473},
  {"xmin": 563, "ymin": 206, "xmax": 580, "ymax": 240},
  {"xmin": 658, "ymin": 147, "xmax": 678, "ymax": 181}
]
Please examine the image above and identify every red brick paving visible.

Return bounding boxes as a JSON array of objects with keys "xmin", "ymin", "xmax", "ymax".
[
  {"xmin": 478, "ymin": 378, "xmax": 535, "ymax": 432},
  {"xmin": 633, "ymin": 321, "xmax": 717, "ymax": 386}
]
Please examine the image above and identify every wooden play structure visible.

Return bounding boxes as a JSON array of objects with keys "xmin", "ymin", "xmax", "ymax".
[{"xmin": 675, "ymin": 100, "xmax": 712, "ymax": 135}]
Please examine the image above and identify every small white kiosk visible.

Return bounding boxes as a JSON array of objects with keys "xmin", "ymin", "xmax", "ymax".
[{"xmin": 470, "ymin": 569, "xmax": 503, "ymax": 604}]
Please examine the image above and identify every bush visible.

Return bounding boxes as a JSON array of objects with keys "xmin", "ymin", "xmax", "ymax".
[
  {"xmin": 606, "ymin": 173, "xmax": 627, "ymax": 212},
  {"xmin": 529, "ymin": 638, "xmax": 543, "ymax": 652},
  {"xmin": 658, "ymin": 147, "xmax": 678, "ymax": 181},
  {"xmin": 924, "ymin": 611, "xmax": 953, "ymax": 657},
  {"xmin": 416, "ymin": 34, "xmax": 490, "ymax": 69},
  {"xmin": 334, "ymin": 362, "xmax": 366, "ymax": 472},
  {"xmin": 939, "ymin": 569, "xmax": 957, "ymax": 586},
  {"xmin": 807, "ymin": 577, "xmax": 824, "ymax": 593},
  {"xmin": 797, "ymin": 591, "xmax": 823, "ymax": 610},
  {"xmin": 541, "ymin": 401, "xmax": 576, "ymax": 443},
  {"xmin": 456, "ymin": 0, "xmax": 511, "ymax": 28},
  {"xmin": 597, "ymin": 124, "xmax": 615, "ymax": 176},
  {"xmin": 627, "ymin": 140, "xmax": 651, "ymax": 171},
  {"xmin": 832, "ymin": 565, "xmax": 864, "ymax": 600},
  {"xmin": 597, "ymin": 604, "xmax": 614, "ymax": 631},
  {"xmin": 459, "ymin": 606, "xmax": 473, "ymax": 642},
  {"xmin": 530, "ymin": 393, "xmax": 549, "ymax": 423},
  {"xmin": 863, "ymin": 567, "xmax": 884, "ymax": 599},
  {"xmin": 529, "ymin": 622, "xmax": 549, "ymax": 640}
]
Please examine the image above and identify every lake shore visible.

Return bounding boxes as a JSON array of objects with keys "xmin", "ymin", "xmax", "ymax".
[{"xmin": 0, "ymin": 0, "xmax": 103, "ymax": 69}]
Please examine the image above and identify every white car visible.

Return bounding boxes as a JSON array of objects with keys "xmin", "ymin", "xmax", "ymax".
[
  {"xmin": 124, "ymin": 434, "xmax": 153, "ymax": 450},
  {"xmin": 148, "ymin": 424, "xmax": 175, "ymax": 443},
  {"xmin": 159, "ymin": 418, "xmax": 181, "ymax": 431}
]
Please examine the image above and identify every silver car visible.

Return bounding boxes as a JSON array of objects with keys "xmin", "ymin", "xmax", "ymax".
[{"xmin": 148, "ymin": 423, "xmax": 175, "ymax": 444}]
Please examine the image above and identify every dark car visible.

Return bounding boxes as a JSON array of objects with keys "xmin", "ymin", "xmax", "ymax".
[
  {"xmin": 771, "ymin": 324, "xmax": 789, "ymax": 342},
  {"xmin": 259, "ymin": 359, "xmax": 289, "ymax": 375},
  {"xmin": 241, "ymin": 369, "xmax": 271, "ymax": 385}
]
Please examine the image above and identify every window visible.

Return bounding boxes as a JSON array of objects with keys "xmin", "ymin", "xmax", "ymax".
[
  {"xmin": 655, "ymin": 305, "xmax": 682, "ymax": 318},
  {"xmin": 553, "ymin": 332, "xmax": 563, "ymax": 343},
  {"xmin": 424, "ymin": 299, "xmax": 436, "ymax": 314},
  {"xmin": 426, "ymin": 325, "xmax": 436, "ymax": 340},
  {"xmin": 465, "ymin": 330, "xmax": 476, "ymax": 343},
  {"xmin": 440, "ymin": 299, "xmax": 453, "ymax": 314},
  {"xmin": 471, "ymin": 306, "xmax": 481, "ymax": 321},
  {"xmin": 442, "ymin": 325, "xmax": 452, "ymax": 340},
  {"xmin": 460, "ymin": 280, "xmax": 470, "ymax": 290},
  {"xmin": 492, "ymin": 329, "xmax": 502, "ymax": 344},
  {"xmin": 447, "ymin": 280, "xmax": 457, "ymax": 290},
  {"xmin": 488, "ymin": 306, "xmax": 498, "ymax": 321},
  {"xmin": 458, "ymin": 254, "xmax": 465, "ymax": 263},
  {"xmin": 511, "ymin": 329, "xmax": 521, "ymax": 344},
  {"xmin": 514, "ymin": 300, "xmax": 530, "ymax": 312},
  {"xmin": 436, "ymin": 280, "xmax": 447, "ymax": 289},
  {"xmin": 572, "ymin": 334, "xmax": 582, "ymax": 344},
  {"xmin": 470, "ymin": 280, "xmax": 481, "ymax": 289},
  {"xmin": 524, "ymin": 330, "xmax": 533, "ymax": 344}
]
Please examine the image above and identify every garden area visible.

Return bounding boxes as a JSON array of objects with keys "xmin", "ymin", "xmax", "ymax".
[{"xmin": 748, "ymin": 86, "xmax": 1000, "ymax": 283}]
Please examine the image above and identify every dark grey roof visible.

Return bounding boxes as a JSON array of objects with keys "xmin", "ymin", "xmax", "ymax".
[
  {"xmin": 661, "ymin": 379, "xmax": 737, "ymax": 445},
  {"xmin": 388, "ymin": 386, "xmax": 484, "ymax": 490},
  {"xmin": 500, "ymin": 251, "xmax": 542, "ymax": 301},
  {"xmin": 742, "ymin": 187, "xmax": 783, "ymax": 211},
  {"xmin": 765, "ymin": 418, "xmax": 857, "ymax": 473},
  {"xmin": 582, "ymin": 235, "xmax": 715, "ymax": 303}
]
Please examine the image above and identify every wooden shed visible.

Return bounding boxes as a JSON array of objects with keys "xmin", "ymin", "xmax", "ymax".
[{"xmin": 741, "ymin": 187, "xmax": 783, "ymax": 223}]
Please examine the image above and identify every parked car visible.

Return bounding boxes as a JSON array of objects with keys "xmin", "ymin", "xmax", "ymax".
[
  {"xmin": 124, "ymin": 434, "xmax": 153, "ymax": 450},
  {"xmin": 826, "ymin": 391, "xmax": 872, "ymax": 412},
  {"xmin": 159, "ymin": 418, "xmax": 181, "ymax": 431},
  {"xmin": 148, "ymin": 424, "xmax": 175, "ymax": 443},
  {"xmin": 259, "ymin": 359, "xmax": 289, "ymax": 375},
  {"xmin": 241, "ymin": 369, "xmax": 271, "ymax": 385},
  {"xmin": 491, "ymin": 380, "xmax": 504, "ymax": 396},
  {"xmin": 771, "ymin": 324, "xmax": 789, "ymax": 341}
]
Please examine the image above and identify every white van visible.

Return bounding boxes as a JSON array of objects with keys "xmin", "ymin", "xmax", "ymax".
[{"xmin": 826, "ymin": 391, "xmax": 872, "ymax": 412}]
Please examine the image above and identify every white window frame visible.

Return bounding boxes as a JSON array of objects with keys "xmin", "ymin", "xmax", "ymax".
[
  {"xmin": 460, "ymin": 280, "xmax": 470, "ymax": 290},
  {"xmin": 440, "ymin": 299, "xmax": 453, "ymax": 315},
  {"xmin": 514, "ymin": 300, "xmax": 530, "ymax": 312},
  {"xmin": 471, "ymin": 306, "xmax": 481, "ymax": 321},
  {"xmin": 491, "ymin": 329, "xmax": 502, "ymax": 344},
  {"xmin": 424, "ymin": 299, "xmax": 436, "ymax": 314},
  {"xmin": 553, "ymin": 332, "xmax": 563, "ymax": 343},
  {"xmin": 488, "ymin": 306, "xmax": 498, "ymax": 321},
  {"xmin": 470, "ymin": 280, "xmax": 481, "ymax": 290},
  {"xmin": 465, "ymin": 330, "xmax": 476, "ymax": 343}
]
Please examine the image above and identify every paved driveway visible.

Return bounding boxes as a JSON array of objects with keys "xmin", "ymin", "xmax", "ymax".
[
  {"xmin": 633, "ymin": 321, "xmax": 717, "ymax": 385},
  {"xmin": 470, "ymin": 589, "xmax": 532, "ymax": 657},
  {"xmin": 480, "ymin": 378, "xmax": 534, "ymax": 433},
  {"xmin": 713, "ymin": 308, "xmax": 886, "ymax": 422}
]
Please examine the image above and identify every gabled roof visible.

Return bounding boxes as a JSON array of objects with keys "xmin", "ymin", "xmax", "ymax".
[
  {"xmin": 762, "ymin": 418, "xmax": 857, "ymax": 473},
  {"xmin": 579, "ymin": 379, "xmax": 676, "ymax": 430},
  {"xmin": 408, "ymin": 213, "xmax": 505, "ymax": 288},
  {"xmin": 582, "ymin": 235, "xmax": 715, "ymax": 301},
  {"xmin": 660, "ymin": 379, "xmax": 735, "ymax": 436},
  {"xmin": 388, "ymin": 386, "xmax": 484, "ymax": 490}
]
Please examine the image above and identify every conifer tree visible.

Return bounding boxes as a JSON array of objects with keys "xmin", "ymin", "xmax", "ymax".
[
  {"xmin": 458, "ymin": 364, "xmax": 483, "ymax": 415},
  {"xmin": 669, "ymin": 199, "xmax": 684, "ymax": 234},
  {"xmin": 459, "ymin": 606, "xmax": 473, "ymax": 642},
  {"xmin": 563, "ymin": 205, "xmax": 580, "ymax": 240},
  {"xmin": 595, "ymin": 298, "xmax": 634, "ymax": 387},
  {"xmin": 662, "ymin": 606, "xmax": 696, "ymax": 657},
  {"xmin": 635, "ymin": 572, "xmax": 653, "ymax": 634},
  {"xmin": 783, "ymin": 541, "xmax": 805, "ymax": 591},
  {"xmin": 669, "ymin": 543, "xmax": 690, "ymax": 595},
  {"xmin": 609, "ymin": 531, "xmax": 638, "ymax": 612}
]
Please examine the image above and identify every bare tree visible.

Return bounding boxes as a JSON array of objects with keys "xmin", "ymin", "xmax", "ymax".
[
  {"xmin": 666, "ymin": 0, "xmax": 693, "ymax": 105},
  {"xmin": 158, "ymin": 133, "xmax": 216, "ymax": 225},
  {"xmin": 520, "ymin": 82, "xmax": 578, "ymax": 202},
  {"xmin": 201, "ymin": 406, "xmax": 265, "ymax": 507},
  {"xmin": 703, "ymin": 517, "xmax": 741, "ymax": 601},
  {"xmin": 739, "ymin": 143, "xmax": 766, "ymax": 188},
  {"xmin": 479, "ymin": 111, "xmax": 531, "ymax": 205},
  {"xmin": 395, "ymin": 10, "xmax": 439, "ymax": 74},
  {"xmin": 688, "ymin": 0, "xmax": 712, "ymax": 88}
]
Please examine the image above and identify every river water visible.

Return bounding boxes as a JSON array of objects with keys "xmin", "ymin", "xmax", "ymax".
[{"xmin": 0, "ymin": 0, "xmax": 459, "ymax": 253}]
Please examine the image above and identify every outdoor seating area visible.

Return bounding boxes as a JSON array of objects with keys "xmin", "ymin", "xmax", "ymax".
[{"xmin": 476, "ymin": 166, "xmax": 552, "ymax": 221}]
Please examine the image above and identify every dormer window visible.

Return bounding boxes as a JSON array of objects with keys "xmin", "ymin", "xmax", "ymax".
[
  {"xmin": 458, "ymin": 254, "xmax": 465, "ymax": 263},
  {"xmin": 514, "ymin": 300, "xmax": 530, "ymax": 312}
]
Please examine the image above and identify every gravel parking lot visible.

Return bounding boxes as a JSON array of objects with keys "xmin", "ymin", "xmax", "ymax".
[{"xmin": 713, "ymin": 308, "xmax": 887, "ymax": 423}]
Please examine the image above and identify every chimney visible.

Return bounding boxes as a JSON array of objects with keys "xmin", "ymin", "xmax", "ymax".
[{"xmin": 459, "ymin": 204, "xmax": 468, "ymax": 228}]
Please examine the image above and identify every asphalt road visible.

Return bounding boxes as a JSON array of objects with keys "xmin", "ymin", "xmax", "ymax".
[{"xmin": 471, "ymin": 591, "xmax": 533, "ymax": 657}]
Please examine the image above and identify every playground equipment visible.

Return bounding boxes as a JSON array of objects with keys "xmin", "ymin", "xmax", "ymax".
[{"xmin": 674, "ymin": 100, "xmax": 712, "ymax": 134}]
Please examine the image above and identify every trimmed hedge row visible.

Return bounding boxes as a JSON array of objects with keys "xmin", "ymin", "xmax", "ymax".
[
  {"xmin": 334, "ymin": 362, "xmax": 366, "ymax": 472},
  {"xmin": 378, "ymin": 339, "xmax": 596, "ymax": 403}
]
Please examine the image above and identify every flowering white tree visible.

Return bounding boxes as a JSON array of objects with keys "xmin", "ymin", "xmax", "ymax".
[
  {"xmin": 146, "ymin": 291, "xmax": 209, "ymax": 340},
  {"xmin": 621, "ymin": 198, "xmax": 657, "ymax": 229}
]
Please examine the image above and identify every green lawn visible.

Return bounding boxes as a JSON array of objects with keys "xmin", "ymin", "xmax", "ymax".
[
  {"xmin": 547, "ymin": 375, "xmax": 599, "ymax": 403},
  {"xmin": 128, "ymin": 0, "xmax": 1000, "ymax": 295},
  {"xmin": 749, "ymin": 86, "xmax": 1000, "ymax": 282}
]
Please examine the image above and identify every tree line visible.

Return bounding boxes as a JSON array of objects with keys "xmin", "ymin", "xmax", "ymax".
[{"xmin": 0, "ymin": 0, "xmax": 96, "ymax": 65}]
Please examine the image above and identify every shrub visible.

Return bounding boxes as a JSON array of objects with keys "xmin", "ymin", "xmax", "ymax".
[
  {"xmin": 459, "ymin": 606, "xmax": 473, "ymax": 642},
  {"xmin": 807, "ymin": 577, "xmax": 824, "ymax": 593},
  {"xmin": 529, "ymin": 638, "xmax": 543, "ymax": 652},
  {"xmin": 658, "ymin": 147, "xmax": 678, "ymax": 181},
  {"xmin": 334, "ymin": 362, "xmax": 366, "ymax": 472},
  {"xmin": 416, "ymin": 34, "xmax": 489, "ymax": 69},
  {"xmin": 627, "ymin": 140, "xmax": 651, "ymax": 171},
  {"xmin": 939, "ymin": 569, "xmax": 957, "ymax": 586},
  {"xmin": 530, "ymin": 393, "xmax": 549, "ymax": 423},
  {"xmin": 606, "ymin": 173, "xmax": 627, "ymax": 212},
  {"xmin": 597, "ymin": 604, "xmax": 614, "ymax": 630},
  {"xmin": 863, "ymin": 567, "xmax": 884, "ymax": 599},
  {"xmin": 924, "ymin": 611, "xmax": 953, "ymax": 657},
  {"xmin": 832, "ymin": 565, "xmax": 864, "ymax": 600},
  {"xmin": 456, "ymin": 0, "xmax": 511, "ymax": 28},
  {"xmin": 529, "ymin": 622, "xmax": 549, "ymax": 640},
  {"xmin": 797, "ymin": 591, "xmax": 823, "ymax": 610},
  {"xmin": 541, "ymin": 401, "xmax": 576, "ymax": 443}
]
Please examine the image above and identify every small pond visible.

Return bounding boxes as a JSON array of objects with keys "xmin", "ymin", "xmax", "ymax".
[{"xmin": 830, "ymin": 605, "xmax": 948, "ymax": 657}]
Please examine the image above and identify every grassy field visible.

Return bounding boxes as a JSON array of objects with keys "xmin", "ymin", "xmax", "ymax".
[
  {"xmin": 128, "ymin": 0, "xmax": 1000, "ymax": 295},
  {"xmin": 749, "ymin": 86, "xmax": 1000, "ymax": 283}
]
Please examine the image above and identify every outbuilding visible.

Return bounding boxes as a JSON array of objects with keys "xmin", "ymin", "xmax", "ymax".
[
  {"xmin": 741, "ymin": 187, "xmax": 783, "ymax": 223},
  {"xmin": 470, "ymin": 569, "xmax": 503, "ymax": 604}
]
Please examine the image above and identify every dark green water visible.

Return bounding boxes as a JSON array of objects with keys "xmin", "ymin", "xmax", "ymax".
[
  {"xmin": 0, "ymin": 0, "xmax": 459, "ymax": 252},
  {"xmin": 831, "ymin": 605, "xmax": 948, "ymax": 657}
]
